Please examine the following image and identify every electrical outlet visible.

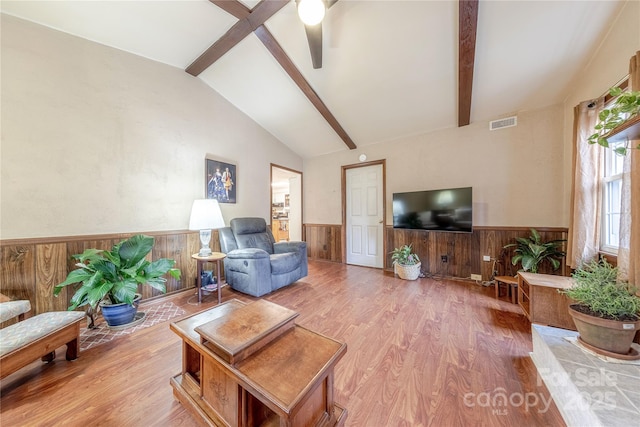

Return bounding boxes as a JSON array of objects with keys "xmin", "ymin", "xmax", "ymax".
[
  {"xmin": 471, "ymin": 274, "xmax": 482, "ymax": 281},
  {"xmin": 441, "ymin": 255, "xmax": 448, "ymax": 263},
  {"xmin": 483, "ymin": 255, "xmax": 491, "ymax": 262}
]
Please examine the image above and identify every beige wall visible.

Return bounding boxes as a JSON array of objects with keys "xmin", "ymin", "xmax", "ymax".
[
  {"xmin": 562, "ymin": 0, "xmax": 640, "ymax": 223},
  {"xmin": 305, "ymin": 0, "xmax": 640, "ymax": 229},
  {"xmin": 304, "ymin": 104, "xmax": 565, "ymax": 227},
  {"xmin": 0, "ymin": 15, "xmax": 302, "ymax": 239}
]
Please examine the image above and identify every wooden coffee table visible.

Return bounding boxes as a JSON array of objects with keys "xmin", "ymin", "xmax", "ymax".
[{"xmin": 170, "ymin": 299, "xmax": 347, "ymax": 427}]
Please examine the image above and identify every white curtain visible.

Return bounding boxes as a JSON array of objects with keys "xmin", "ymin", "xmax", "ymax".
[
  {"xmin": 569, "ymin": 51, "xmax": 640, "ymax": 286},
  {"xmin": 618, "ymin": 51, "xmax": 640, "ymax": 285},
  {"xmin": 567, "ymin": 98, "xmax": 604, "ymax": 269}
]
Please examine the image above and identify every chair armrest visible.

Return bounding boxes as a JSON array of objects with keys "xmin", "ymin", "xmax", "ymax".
[
  {"xmin": 226, "ymin": 248, "xmax": 270, "ymax": 260},
  {"xmin": 274, "ymin": 241, "xmax": 307, "ymax": 254}
]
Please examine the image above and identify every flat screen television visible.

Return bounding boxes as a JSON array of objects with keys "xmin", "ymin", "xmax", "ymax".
[{"xmin": 392, "ymin": 187, "xmax": 472, "ymax": 232}]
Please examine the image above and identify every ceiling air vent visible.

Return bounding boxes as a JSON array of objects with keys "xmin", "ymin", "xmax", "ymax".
[{"xmin": 489, "ymin": 116, "xmax": 517, "ymax": 131}]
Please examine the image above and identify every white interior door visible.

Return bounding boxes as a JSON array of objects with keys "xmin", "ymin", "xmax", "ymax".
[{"xmin": 346, "ymin": 165, "xmax": 384, "ymax": 268}]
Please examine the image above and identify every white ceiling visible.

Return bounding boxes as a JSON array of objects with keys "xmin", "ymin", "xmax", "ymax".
[{"xmin": 1, "ymin": 0, "xmax": 625, "ymax": 159}]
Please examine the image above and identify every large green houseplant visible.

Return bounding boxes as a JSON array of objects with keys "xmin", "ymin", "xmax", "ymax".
[
  {"xmin": 560, "ymin": 259, "xmax": 640, "ymax": 357},
  {"xmin": 503, "ymin": 228, "xmax": 565, "ymax": 274},
  {"xmin": 54, "ymin": 234, "xmax": 181, "ymax": 328},
  {"xmin": 587, "ymin": 87, "xmax": 640, "ymax": 156},
  {"xmin": 391, "ymin": 244, "xmax": 421, "ymax": 280}
]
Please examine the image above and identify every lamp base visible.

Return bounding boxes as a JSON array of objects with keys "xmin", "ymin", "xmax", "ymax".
[
  {"xmin": 198, "ymin": 248, "xmax": 212, "ymax": 257},
  {"xmin": 198, "ymin": 229, "xmax": 213, "ymax": 257}
]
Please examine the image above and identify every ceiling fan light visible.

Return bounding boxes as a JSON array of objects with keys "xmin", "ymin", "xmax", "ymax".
[{"xmin": 298, "ymin": 0, "xmax": 325, "ymax": 26}]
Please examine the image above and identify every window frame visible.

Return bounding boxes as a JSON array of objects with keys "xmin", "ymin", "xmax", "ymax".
[{"xmin": 599, "ymin": 145, "xmax": 623, "ymax": 255}]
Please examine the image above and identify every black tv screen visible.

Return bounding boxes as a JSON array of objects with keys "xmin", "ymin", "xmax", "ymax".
[{"xmin": 393, "ymin": 187, "xmax": 472, "ymax": 232}]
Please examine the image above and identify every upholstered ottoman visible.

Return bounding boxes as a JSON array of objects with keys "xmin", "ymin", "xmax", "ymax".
[{"xmin": 0, "ymin": 311, "xmax": 84, "ymax": 379}]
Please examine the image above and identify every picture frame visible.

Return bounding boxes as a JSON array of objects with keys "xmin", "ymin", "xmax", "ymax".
[{"xmin": 205, "ymin": 157, "xmax": 236, "ymax": 204}]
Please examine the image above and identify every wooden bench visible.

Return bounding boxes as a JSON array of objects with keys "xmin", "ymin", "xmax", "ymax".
[
  {"xmin": 0, "ymin": 300, "xmax": 32, "ymax": 323},
  {"xmin": 0, "ymin": 311, "xmax": 85, "ymax": 379}
]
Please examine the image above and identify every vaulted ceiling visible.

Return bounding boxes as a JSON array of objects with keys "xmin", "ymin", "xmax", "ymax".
[{"xmin": 1, "ymin": 1, "xmax": 625, "ymax": 158}]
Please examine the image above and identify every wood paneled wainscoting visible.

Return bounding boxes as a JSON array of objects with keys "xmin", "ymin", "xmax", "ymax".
[
  {"xmin": 305, "ymin": 223, "xmax": 568, "ymax": 280},
  {"xmin": 0, "ymin": 230, "xmax": 221, "ymax": 326},
  {"xmin": 303, "ymin": 223, "xmax": 343, "ymax": 262},
  {"xmin": 387, "ymin": 226, "xmax": 569, "ymax": 280}
]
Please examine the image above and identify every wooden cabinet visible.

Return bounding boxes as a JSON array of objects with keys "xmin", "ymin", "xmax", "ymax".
[
  {"xmin": 272, "ymin": 219, "xmax": 289, "ymax": 242},
  {"xmin": 170, "ymin": 299, "xmax": 347, "ymax": 427},
  {"xmin": 518, "ymin": 272, "xmax": 576, "ymax": 331}
]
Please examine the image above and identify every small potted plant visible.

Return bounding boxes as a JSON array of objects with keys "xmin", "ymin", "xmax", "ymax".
[
  {"xmin": 391, "ymin": 244, "xmax": 421, "ymax": 280},
  {"xmin": 503, "ymin": 228, "xmax": 566, "ymax": 274},
  {"xmin": 560, "ymin": 259, "xmax": 640, "ymax": 358},
  {"xmin": 54, "ymin": 234, "xmax": 181, "ymax": 328}
]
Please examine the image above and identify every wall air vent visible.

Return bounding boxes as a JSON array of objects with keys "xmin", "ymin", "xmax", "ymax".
[{"xmin": 489, "ymin": 116, "xmax": 517, "ymax": 131}]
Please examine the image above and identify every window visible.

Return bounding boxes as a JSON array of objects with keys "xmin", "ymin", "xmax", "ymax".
[{"xmin": 600, "ymin": 141, "xmax": 624, "ymax": 254}]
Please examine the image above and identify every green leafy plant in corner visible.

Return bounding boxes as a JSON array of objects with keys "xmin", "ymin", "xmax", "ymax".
[
  {"xmin": 391, "ymin": 244, "xmax": 420, "ymax": 266},
  {"xmin": 587, "ymin": 87, "xmax": 640, "ymax": 156},
  {"xmin": 503, "ymin": 228, "xmax": 566, "ymax": 274},
  {"xmin": 560, "ymin": 259, "xmax": 640, "ymax": 321},
  {"xmin": 54, "ymin": 234, "xmax": 181, "ymax": 328}
]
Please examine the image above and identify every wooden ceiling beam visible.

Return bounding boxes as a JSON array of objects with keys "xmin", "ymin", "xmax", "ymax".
[
  {"xmin": 186, "ymin": 20, "xmax": 252, "ymax": 76},
  {"xmin": 209, "ymin": 0, "xmax": 250, "ymax": 20},
  {"xmin": 458, "ymin": 0, "xmax": 479, "ymax": 127},
  {"xmin": 254, "ymin": 25, "xmax": 357, "ymax": 150},
  {"xmin": 186, "ymin": 0, "xmax": 289, "ymax": 76}
]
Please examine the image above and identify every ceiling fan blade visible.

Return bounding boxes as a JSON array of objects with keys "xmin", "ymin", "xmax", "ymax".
[{"xmin": 304, "ymin": 23, "xmax": 323, "ymax": 69}]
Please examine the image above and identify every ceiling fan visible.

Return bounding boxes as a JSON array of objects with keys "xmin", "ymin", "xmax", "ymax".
[
  {"xmin": 296, "ymin": 0, "xmax": 340, "ymax": 69},
  {"xmin": 186, "ymin": 0, "xmax": 356, "ymax": 151},
  {"xmin": 186, "ymin": 0, "xmax": 478, "ymax": 149}
]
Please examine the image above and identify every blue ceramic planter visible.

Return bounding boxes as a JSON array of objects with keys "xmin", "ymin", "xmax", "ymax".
[{"xmin": 100, "ymin": 294, "xmax": 141, "ymax": 327}]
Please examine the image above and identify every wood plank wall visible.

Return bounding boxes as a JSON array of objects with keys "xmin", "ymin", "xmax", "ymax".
[
  {"xmin": 304, "ymin": 224, "xmax": 568, "ymax": 280},
  {"xmin": 303, "ymin": 224, "xmax": 343, "ymax": 262},
  {"xmin": 2, "ymin": 225, "xmax": 567, "ymax": 323},
  {"xmin": 0, "ymin": 230, "xmax": 222, "ymax": 325}
]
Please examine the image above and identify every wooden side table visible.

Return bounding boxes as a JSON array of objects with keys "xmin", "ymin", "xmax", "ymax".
[
  {"xmin": 494, "ymin": 275, "xmax": 519, "ymax": 304},
  {"xmin": 518, "ymin": 272, "xmax": 576, "ymax": 330},
  {"xmin": 191, "ymin": 252, "xmax": 226, "ymax": 304}
]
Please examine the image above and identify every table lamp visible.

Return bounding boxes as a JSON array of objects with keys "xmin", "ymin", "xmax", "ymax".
[{"xmin": 189, "ymin": 199, "xmax": 225, "ymax": 256}]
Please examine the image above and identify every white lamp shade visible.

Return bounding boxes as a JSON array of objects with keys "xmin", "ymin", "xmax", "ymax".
[
  {"xmin": 188, "ymin": 199, "xmax": 225, "ymax": 230},
  {"xmin": 298, "ymin": 0, "xmax": 325, "ymax": 26}
]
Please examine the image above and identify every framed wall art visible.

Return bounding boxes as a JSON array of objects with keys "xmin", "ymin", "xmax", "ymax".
[{"xmin": 205, "ymin": 157, "xmax": 236, "ymax": 204}]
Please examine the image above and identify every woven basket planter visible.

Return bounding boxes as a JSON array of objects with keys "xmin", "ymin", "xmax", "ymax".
[{"xmin": 395, "ymin": 262, "xmax": 421, "ymax": 280}]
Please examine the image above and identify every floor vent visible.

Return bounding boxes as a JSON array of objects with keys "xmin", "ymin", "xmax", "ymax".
[{"xmin": 489, "ymin": 116, "xmax": 517, "ymax": 131}]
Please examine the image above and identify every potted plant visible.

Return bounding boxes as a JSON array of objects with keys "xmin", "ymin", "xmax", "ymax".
[
  {"xmin": 391, "ymin": 244, "xmax": 421, "ymax": 280},
  {"xmin": 54, "ymin": 234, "xmax": 181, "ymax": 328},
  {"xmin": 560, "ymin": 259, "xmax": 640, "ymax": 358},
  {"xmin": 503, "ymin": 228, "xmax": 566, "ymax": 274},
  {"xmin": 587, "ymin": 87, "xmax": 640, "ymax": 156}
]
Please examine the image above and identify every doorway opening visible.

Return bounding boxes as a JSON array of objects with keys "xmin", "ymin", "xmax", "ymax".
[{"xmin": 270, "ymin": 164, "xmax": 303, "ymax": 242}]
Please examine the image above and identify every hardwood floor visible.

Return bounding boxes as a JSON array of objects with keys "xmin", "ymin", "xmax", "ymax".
[{"xmin": 0, "ymin": 260, "xmax": 565, "ymax": 426}]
